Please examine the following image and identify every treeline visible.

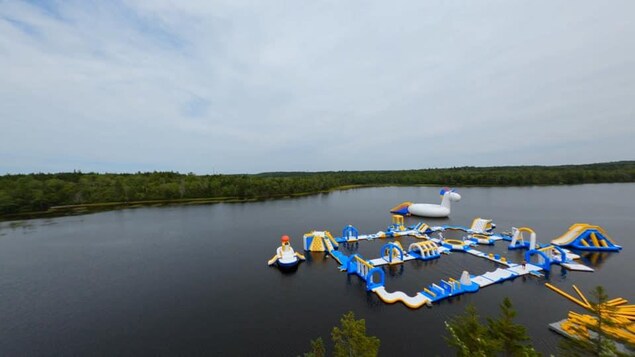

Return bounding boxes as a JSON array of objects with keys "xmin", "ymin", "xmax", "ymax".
[{"xmin": 0, "ymin": 161, "xmax": 634, "ymax": 217}]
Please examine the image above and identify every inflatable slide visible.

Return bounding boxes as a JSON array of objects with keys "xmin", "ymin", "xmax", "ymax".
[{"xmin": 551, "ymin": 223, "xmax": 621, "ymax": 251}]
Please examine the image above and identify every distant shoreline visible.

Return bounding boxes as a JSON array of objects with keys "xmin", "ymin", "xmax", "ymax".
[
  {"xmin": 0, "ymin": 184, "xmax": 372, "ymax": 221},
  {"xmin": 1, "ymin": 161, "xmax": 634, "ymax": 221}
]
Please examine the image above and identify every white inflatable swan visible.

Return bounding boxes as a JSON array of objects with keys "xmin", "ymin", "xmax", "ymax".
[{"xmin": 391, "ymin": 188, "xmax": 461, "ymax": 218}]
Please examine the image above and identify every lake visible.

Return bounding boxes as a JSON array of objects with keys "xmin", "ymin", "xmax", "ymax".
[{"xmin": 1, "ymin": 184, "xmax": 634, "ymax": 355}]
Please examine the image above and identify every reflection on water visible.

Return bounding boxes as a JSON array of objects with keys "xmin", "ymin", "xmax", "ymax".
[
  {"xmin": 277, "ymin": 264, "xmax": 300, "ymax": 274},
  {"xmin": 578, "ymin": 251, "xmax": 617, "ymax": 268},
  {"xmin": 385, "ymin": 264, "xmax": 404, "ymax": 278},
  {"xmin": 341, "ymin": 241, "xmax": 359, "ymax": 253}
]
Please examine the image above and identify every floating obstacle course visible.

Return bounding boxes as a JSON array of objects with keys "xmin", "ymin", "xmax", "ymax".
[
  {"xmin": 323, "ymin": 218, "xmax": 599, "ymax": 308},
  {"xmin": 268, "ymin": 217, "xmax": 621, "ymax": 310}
]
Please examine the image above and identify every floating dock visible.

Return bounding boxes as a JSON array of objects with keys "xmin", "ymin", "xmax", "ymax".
[{"xmin": 549, "ymin": 319, "xmax": 633, "ymax": 355}]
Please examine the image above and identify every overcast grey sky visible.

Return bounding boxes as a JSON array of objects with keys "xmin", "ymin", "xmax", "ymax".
[{"xmin": 1, "ymin": 1, "xmax": 634, "ymax": 174}]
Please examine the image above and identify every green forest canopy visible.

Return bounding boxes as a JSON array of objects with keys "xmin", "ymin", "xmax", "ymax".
[{"xmin": 0, "ymin": 161, "xmax": 634, "ymax": 217}]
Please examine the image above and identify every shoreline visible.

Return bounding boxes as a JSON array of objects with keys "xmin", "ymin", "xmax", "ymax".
[
  {"xmin": 2, "ymin": 161, "xmax": 633, "ymax": 221},
  {"xmin": 0, "ymin": 184, "xmax": 370, "ymax": 222}
]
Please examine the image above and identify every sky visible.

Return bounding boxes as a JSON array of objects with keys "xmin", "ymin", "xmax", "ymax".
[{"xmin": 1, "ymin": 0, "xmax": 634, "ymax": 174}]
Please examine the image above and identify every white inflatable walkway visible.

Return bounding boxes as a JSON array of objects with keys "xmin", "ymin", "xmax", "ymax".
[
  {"xmin": 466, "ymin": 249, "xmax": 512, "ymax": 267},
  {"xmin": 368, "ymin": 254, "xmax": 417, "ymax": 266},
  {"xmin": 372, "ymin": 286, "xmax": 431, "ymax": 308},
  {"xmin": 471, "ymin": 263, "xmax": 543, "ymax": 288},
  {"xmin": 506, "ymin": 262, "xmax": 543, "ymax": 275},
  {"xmin": 560, "ymin": 262, "xmax": 594, "ymax": 272},
  {"xmin": 471, "ymin": 268, "xmax": 517, "ymax": 287}
]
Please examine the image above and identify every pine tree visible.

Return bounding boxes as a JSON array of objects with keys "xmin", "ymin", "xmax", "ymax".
[
  {"xmin": 486, "ymin": 297, "xmax": 540, "ymax": 357},
  {"xmin": 331, "ymin": 311, "xmax": 380, "ymax": 357},
  {"xmin": 445, "ymin": 304, "xmax": 501, "ymax": 357},
  {"xmin": 303, "ymin": 311, "xmax": 380, "ymax": 357},
  {"xmin": 303, "ymin": 337, "xmax": 326, "ymax": 357}
]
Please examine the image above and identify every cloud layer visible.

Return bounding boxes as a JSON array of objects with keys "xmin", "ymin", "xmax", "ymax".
[{"xmin": 1, "ymin": 0, "xmax": 634, "ymax": 173}]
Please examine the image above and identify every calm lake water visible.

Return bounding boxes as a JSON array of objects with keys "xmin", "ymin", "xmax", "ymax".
[{"xmin": 1, "ymin": 184, "xmax": 634, "ymax": 356}]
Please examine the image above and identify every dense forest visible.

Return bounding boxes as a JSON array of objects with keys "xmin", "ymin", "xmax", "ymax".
[{"xmin": 1, "ymin": 161, "xmax": 634, "ymax": 219}]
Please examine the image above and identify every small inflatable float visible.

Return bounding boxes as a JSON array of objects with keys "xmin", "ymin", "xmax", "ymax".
[
  {"xmin": 267, "ymin": 235, "xmax": 305, "ymax": 269},
  {"xmin": 391, "ymin": 188, "xmax": 461, "ymax": 218}
]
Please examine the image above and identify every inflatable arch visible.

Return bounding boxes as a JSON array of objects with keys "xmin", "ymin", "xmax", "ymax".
[
  {"xmin": 346, "ymin": 255, "xmax": 385, "ymax": 291},
  {"xmin": 380, "ymin": 242, "xmax": 405, "ymax": 264},
  {"xmin": 342, "ymin": 225, "xmax": 359, "ymax": 242},
  {"xmin": 366, "ymin": 267, "xmax": 385, "ymax": 291},
  {"xmin": 524, "ymin": 250, "xmax": 550, "ymax": 271},
  {"xmin": 509, "ymin": 227, "xmax": 537, "ymax": 250},
  {"xmin": 387, "ymin": 215, "xmax": 406, "ymax": 232},
  {"xmin": 408, "ymin": 241, "xmax": 440, "ymax": 260},
  {"xmin": 524, "ymin": 245, "xmax": 567, "ymax": 271}
]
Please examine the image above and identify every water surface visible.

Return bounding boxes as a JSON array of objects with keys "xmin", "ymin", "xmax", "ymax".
[{"xmin": 0, "ymin": 184, "xmax": 634, "ymax": 355}]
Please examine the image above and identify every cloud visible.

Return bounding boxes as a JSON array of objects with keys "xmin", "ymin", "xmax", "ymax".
[{"xmin": 0, "ymin": 0, "xmax": 634, "ymax": 174}]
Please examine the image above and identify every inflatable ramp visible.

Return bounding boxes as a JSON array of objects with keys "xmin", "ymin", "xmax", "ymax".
[
  {"xmin": 551, "ymin": 223, "xmax": 621, "ymax": 251},
  {"xmin": 470, "ymin": 218, "xmax": 495, "ymax": 234},
  {"xmin": 303, "ymin": 231, "xmax": 348, "ymax": 265},
  {"xmin": 409, "ymin": 222, "xmax": 432, "ymax": 234},
  {"xmin": 303, "ymin": 231, "xmax": 338, "ymax": 251},
  {"xmin": 390, "ymin": 201, "xmax": 412, "ymax": 215}
]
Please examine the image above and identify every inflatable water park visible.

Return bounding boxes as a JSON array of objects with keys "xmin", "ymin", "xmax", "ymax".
[
  {"xmin": 268, "ymin": 217, "xmax": 622, "ymax": 309},
  {"xmin": 267, "ymin": 189, "xmax": 622, "ymax": 310}
]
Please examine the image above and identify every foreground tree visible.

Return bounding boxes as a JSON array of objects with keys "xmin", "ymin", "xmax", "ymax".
[
  {"xmin": 487, "ymin": 297, "xmax": 539, "ymax": 357},
  {"xmin": 445, "ymin": 304, "xmax": 501, "ymax": 357},
  {"xmin": 331, "ymin": 311, "xmax": 380, "ymax": 357},
  {"xmin": 304, "ymin": 311, "xmax": 380, "ymax": 357},
  {"xmin": 304, "ymin": 337, "xmax": 325, "ymax": 357}
]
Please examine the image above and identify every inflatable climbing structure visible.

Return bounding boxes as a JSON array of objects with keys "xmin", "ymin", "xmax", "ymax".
[{"xmin": 551, "ymin": 223, "xmax": 622, "ymax": 251}]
